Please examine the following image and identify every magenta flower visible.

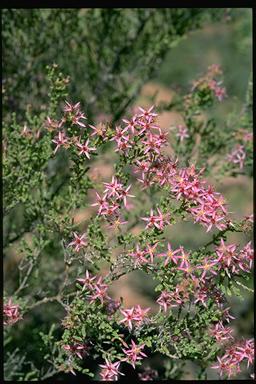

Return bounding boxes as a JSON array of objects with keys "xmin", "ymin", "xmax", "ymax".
[
  {"xmin": 197, "ymin": 257, "xmax": 218, "ymax": 280},
  {"xmin": 129, "ymin": 244, "xmax": 148, "ymax": 267},
  {"xmin": 158, "ymin": 243, "xmax": 181, "ymax": 266},
  {"xmin": 119, "ymin": 307, "xmax": 142, "ymax": 330},
  {"xmin": 141, "ymin": 208, "xmax": 169, "ymax": 230},
  {"xmin": 68, "ymin": 232, "xmax": 87, "ymax": 252},
  {"xmin": 4, "ymin": 298, "xmax": 22, "ymax": 325},
  {"xmin": 99, "ymin": 359, "xmax": 123, "ymax": 381},
  {"xmin": 122, "ymin": 339, "xmax": 147, "ymax": 369},
  {"xmin": 76, "ymin": 270, "xmax": 97, "ymax": 290},
  {"xmin": 76, "ymin": 139, "xmax": 96, "ymax": 158}
]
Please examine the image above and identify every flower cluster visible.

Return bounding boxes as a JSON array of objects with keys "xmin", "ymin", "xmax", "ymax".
[
  {"xmin": 122, "ymin": 339, "xmax": 147, "ymax": 369},
  {"xmin": 92, "ymin": 176, "xmax": 134, "ymax": 226},
  {"xmin": 129, "ymin": 243, "xmax": 158, "ymax": 266},
  {"xmin": 4, "ymin": 298, "xmax": 22, "ymax": 326},
  {"xmin": 212, "ymin": 339, "xmax": 254, "ymax": 378},
  {"xmin": 191, "ymin": 64, "xmax": 227, "ymax": 102},
  {"xmin": 227, "ymin": 144, "xmax": 246, "ymax": 169},
  {"xmin": 77, "ymin": 270, "xmax": 110, "ymax": 305},
  {"xmin": 47, "ymin": 101, "xmax": 98, "ymax": 158},
  {"xmin": 141, "ymin": 208, "xmax": 170, "ymax": 230},
  {"xmin": 214, "ymin": 239, "xmax": 253, "ymax": 275},
  {"xmin": 119, "ymin": 305, "xmax": 150, "ymax": 330},
  {"xmin": 99, "ymin": 359, "xmax": 123, "ymax": 381}
]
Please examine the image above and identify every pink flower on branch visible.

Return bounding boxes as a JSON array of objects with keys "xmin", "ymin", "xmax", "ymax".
[
  {"xmin": 76, "ymin": 139, "xmax": 96, "ymax": 158},
  {"xmin": 68, "ymin": 232, "xmax": 87, "ymax": 252},
  {"xmin": 52, "ymin": 131, "xmax": 69, "ymax": 154},
  {"xmin": 141, "ymin": 208, "xmax": 170, "ymax": 230},
  {"xmin": 99, "ymin": 359, "xmax": 123, "ymax": 381},
  {"xmin": 119, "ymin": 305, "xmax": 150, "ymax": 330},
  {"xmin": 76, "ymin": 270, "xmax": 97, "ymax": 289},
  {"xmin": 122, "ymin": 339, "xmax": 147, "ymax": 369},
  {"xmin": 63, "ymin": 343, "xmax": 89, "ymax": 360},
  {"xmin": 158, "ymin": 243, "xmax": 181, "ymax": 266},
  {"xmin": 4, "ymin": 298, "xmax": 22, "ymax": 326}
]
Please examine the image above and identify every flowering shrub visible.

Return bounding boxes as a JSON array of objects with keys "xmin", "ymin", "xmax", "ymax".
[{"xmin": 3, "ymin": 59, "xmax": 253, "ymax": 380}]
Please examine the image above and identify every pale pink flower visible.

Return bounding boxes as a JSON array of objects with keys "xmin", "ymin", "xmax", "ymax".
[
  {"xmin": 88, "ymin": 277, "xmax": 109, "ymax": 305},
  {"xmin": 4, "ymin": 298, "xmax": 22, "ymax": 325},
  {"xmin": 64, "ymin": 101, "xmax": 81, "ymax": 114},
  {"xmin": 91, "ymin": 192, "xmax": 108, "ymax": 214},
  {"xmin": 156, "ymin": 291, "xmax": 172, "ymax": 312},
  {"xmin": 227, "ymin": 145, "xmax": 246, "ymax": 169},
  {"xmin": 117, "ymin": 184, "xmax": 135, "ymax": 208},
  {"xmin": 122, "ymin": 115, "xmax": 139, "ymax": 134},
  {"xmin": 141, "ymin": 208, "xmax": 169, "ymax": 230},
  {"xmin": 72, "ymin": 112, "xmax": 87, "ymax": 127},
  {"xmin": 119, "ymin": 307, "xmax": 140, "ymax": 330},
  {"xmin": 76, "ymin": 270, "xmax": 97, "ymax": 289},
  {"xmin": 103, "ymin": 177, "xmax": 122, "ymax": 198},
  {"xmin": 89, "ymin": 123, "xmax": 107, "ymax": 139},
  {"xmin": 52, "ymin": 131, "xmax": 69, "ymax": 154},
  {"xmin": 76, "ymin": 139, "xmax": 96, "ymax": 158},
  {"xmin": 68, "ymin": 232, "xmax": 87, "ymax": 252},
  {"xmin": 99, "ymin": 359, "xmax": 123, "ymax": 381},
  {"xmin": 176, "ymin": 125, "xmax": 189, "ymax": 142},
  {"xmin": 110, "ymin": 125, "xmax": 129, "ymax": 144},
  {"xmin": 137, "ymin": 105, "xmax": 158, "ymax": 121}
]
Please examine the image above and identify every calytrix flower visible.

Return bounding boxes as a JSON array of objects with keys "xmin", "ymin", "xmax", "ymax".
[
  {"xmin": 4, "ymin": 298, "xmax": 22, "ymax": 325},
  {"xmin": 122, "ymin": 339, "xmax": 147, "ymax": 369},
  {"xmin": 99, "ymin": 359, "xmax": 123, "ymax": 381},
  {"xmin": 68, "ymin": 232, "xmax": 87, "ymax": 252},
  {"xmin": 76, "ymin": 138, "xmax": 96, "ymax": 158}
]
